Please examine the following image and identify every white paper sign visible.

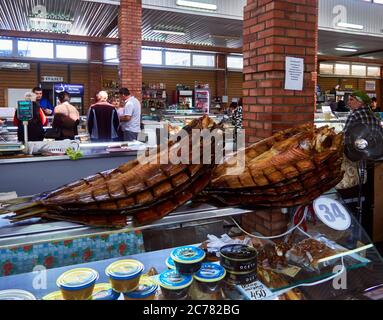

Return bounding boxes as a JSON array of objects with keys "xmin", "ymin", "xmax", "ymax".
[
  {"xmin": 236, "ymin": 280, "xmax": 275, "ymax": 300},
  {"xmin": 321, "ymin": 106, "xmax": 332, "ymax": 113},
  {"xmin": 313, "ymin": 197, "xmax": 351, "ymax": 231},
  {"xmin": 284, "ymin": 57, "xmax": 304, "ymax": 91}
]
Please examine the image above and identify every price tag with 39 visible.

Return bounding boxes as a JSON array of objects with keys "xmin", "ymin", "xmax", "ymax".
[{"xmin": 313, "ymin": 197, "xmax": 351, "ymax": 231}]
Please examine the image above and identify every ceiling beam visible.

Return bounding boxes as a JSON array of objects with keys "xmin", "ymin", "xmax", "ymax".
[
  {"xmin": 318, "ymin": 54, "xmax": 383, "ymax": 65},
  {"xmin": 142, "ymin": 40, "xmax": 243, "ymax": 54},
  {"xmin": 0, "ymin": 29, "xmax": 120, "ymax": 45}
]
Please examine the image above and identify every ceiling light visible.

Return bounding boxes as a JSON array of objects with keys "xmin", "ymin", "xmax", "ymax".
[
  {"xmin": 337, "ymin": 22, "xmax": 364, "ymax": 30},
  {"xmin": 176, "ymin": 0, "xmax": 217, "ymax": 11},
  {"xmin": 210, "ymin": 35, "xmax": 241, "ymax": 41},
  {"xmin": 29, "ymin": 17, "xmax": 73, "ymax": 26},
  {"xmin": 152, "ymin": 29, "xmax": 186, "ymax": 36},
  {"xmin": 335, "ymin": 47, "xmax": 358, "ymax": 52}
]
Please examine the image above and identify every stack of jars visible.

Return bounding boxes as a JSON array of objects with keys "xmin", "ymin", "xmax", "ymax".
[{"xmin": 159, "ymin": 245, "xmax": 226, "ymax": 300}]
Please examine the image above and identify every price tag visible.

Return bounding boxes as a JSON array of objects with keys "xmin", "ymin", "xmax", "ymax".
[
  {"xmin": 236, "ymin": 280, "xmax": 275, "ymax": 300},
  {"xmin": 313, "ymin": 197, "xmax": 351, "ymax": 231}
]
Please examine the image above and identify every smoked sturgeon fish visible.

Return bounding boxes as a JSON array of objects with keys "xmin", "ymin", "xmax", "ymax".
[
  {"xmin": 2, "ymin": 116, "xmax": 222, "ymax": 227},
  {"xmin": 203, "ymin": 124, "xmax": 344, "ymax": 207}
]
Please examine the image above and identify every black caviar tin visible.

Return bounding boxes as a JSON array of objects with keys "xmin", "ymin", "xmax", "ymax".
[{"xmin": 220, "ymin": 244, "xmax": 257, "ymax": 273}]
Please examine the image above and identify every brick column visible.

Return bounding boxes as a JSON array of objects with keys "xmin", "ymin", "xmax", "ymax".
[
  {"xmin": 243, "ymin": 0, "xmax": 318, "ymax": 144},
  {"xmin": 119, "ymin": 0, "xmax": 142, "ymax": 101},
  {"xmin": 88, "ymin": 43, "xmax": 103, "ymax": 109},
  {"xmin": 216, "ymin": 53, "xmax": 227, "ymax": 99}
]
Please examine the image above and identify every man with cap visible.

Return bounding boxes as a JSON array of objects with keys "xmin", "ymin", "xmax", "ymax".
[{"xmin": 343, "ymin": 90, "xmax": 381, "ymax": 137}]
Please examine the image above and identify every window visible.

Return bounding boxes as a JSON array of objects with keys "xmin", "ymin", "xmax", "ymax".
[
  {"xmin": 227, "ymin": 55, "xmax": 243, "ymax": 70},
  {"xmin": 351, "ymin": 65, "xmax": 366, "ymax": 76},
  {"xmin": 104, "ymin": 45, "xmax": 119, "ymax": 63},
  {"xmin": 142, "ymin": 49, "xmax": 162, "ymax": 65},
  {"xmin": 192, "ymin": 54, "xmax": 215, "ymax": 67},
  {"xmin": 334, "ymin": 63, "xmax": 350, "ymax": 75},
  {"xmin": 0, "ymin": 39, "xmax": 13, "ymax": 57},
  {"xmin": 18, "ymin": 40, "xmax": 54, "ymax": 59},
  {"xmin": 319, "ymin": 63, "xmax": 334, "ymax": 75},
  {"xmin": 56, "ymin": 44, "xmax": 87, "ymax": 60},
  {"xmin": 165, "ymin": 51, "xmax": 191, "ymax": 66},
  {"xmin": 367, "ymin": 66, "xmax": 380, "ymax": 77}
]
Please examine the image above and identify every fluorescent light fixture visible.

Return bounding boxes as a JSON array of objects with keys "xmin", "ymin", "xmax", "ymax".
[
  {"xmin": 29, "ymin": 17, "xmax": 73, "ymax": 26},
  {"xmin": 210, "ymin": 35, "xmax": 241, "ymax": 41},
  {"xmin": 337, "ymin": 22, "xmax": 364, "ymax": 30},
  {"xmin": 176, "ymin": 0, "xmax": 217, "ymax": 11},
  {"xmin": 335, "ymin": 47, "xmax": 358, "ymax": 52},
  {"xmin": 152, "ymin": 29, "xmax": 185, "ymax": 36}
]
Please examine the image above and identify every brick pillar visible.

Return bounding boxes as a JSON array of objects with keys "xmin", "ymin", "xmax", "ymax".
[
  {"xmin": 119, "ymin": 0, "xmax": 142, "ymax": 101},
  {"xmin": 88, "ymin": 43, "xmax": 103, "ymax": 110},
  {"xmin": 242, "ymin": 0, "xmax": 318, "ymax": 144},
  {"xmin": 216, "ymin": 53, "xmax": 227, "ymax": 100}
]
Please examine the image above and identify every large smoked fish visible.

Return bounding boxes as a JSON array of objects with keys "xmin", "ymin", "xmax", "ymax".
[
  {"xmin": 2, "ymin": 116, "xmax": 222, "ymax": 227},
  {"xmin": 203, "ymin": 124, "xmax": 344, "ymax": 207}
]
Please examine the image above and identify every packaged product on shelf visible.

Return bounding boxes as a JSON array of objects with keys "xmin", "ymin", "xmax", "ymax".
[
  {"xmin": 170, "ymin": 246, "xmax": 206, "ymax": 275},
  {"xmin": 190, "ymin": 263, "xmax": 226, "ymax": 300},
  {"xmin": 124, "ymin": 275, "xmax": 158, "ymax": 300},
  {"xmin": 0, "ymin": 289, "xmax": 36, "ymax": 300},
  {"xmin": 56, "ymin": 268, "xmax": 99, "ymax": 300},
  {"xmin": 219, "ymin": 244, "xmax": 257, "ymax": 273},
  {"xmin": 42, "ymin": 290, "xmax": 64, "ymax": 300},
  {"xmin": 166, "ymin": 256, "xmax": 176, "ymax": 270},
  {"xmin": 157, "ymin": 270, "xmax": 193, "ymax": 300},
  {"xmin": 92, "ymin": 283, "xmax": 121, "ymax": 300},
  {"xmin": 105, "ymin": 259, "xmax": 144, "ymax": 293}
]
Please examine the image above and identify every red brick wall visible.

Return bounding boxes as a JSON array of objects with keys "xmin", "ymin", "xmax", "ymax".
[
  {"xmin": 118, "ymin": 0, "xmax": 142, "ymax": 101},
  {"xmin": 243, "ymin": 0, "xmax": 318, "ymax": 144}
]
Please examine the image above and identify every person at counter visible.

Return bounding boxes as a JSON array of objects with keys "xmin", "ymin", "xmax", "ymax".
[
  {"xmin": 33, "ymin": 87, "xmax": 54, "ymax": 116},
  {"xmin": 13, "ymin": 92, "xmax": 47, "ymax": 142},
  {"xmin": 87, "ymin": 91, "xmax": 120, "ymax": 142},
  {"xmin": 344, "ymin": 90, "xmax": 381, "ymax": 136},
  {"xmin": 118, "ymin": 87, "xmax": 141, "ymax": 141},
  {"xmin": 370, "ymin": 97, "xmax": 381, "ymax": 113},
  {"xmin": 335, "ymin": 100, "xmax": 349, "ymax": 113},
  {"xmin": 51, "ymin": 91, "xmax": 80, "ymax": 140}
]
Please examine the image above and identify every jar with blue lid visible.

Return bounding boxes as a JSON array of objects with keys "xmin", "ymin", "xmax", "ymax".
[
  {"xmin": 157, "ymin": 270, "xmax": 193, "ymax": 300},
  {"xmin": 56, "ymin": 268, "xmax": 99, "ymax": 300},
  {"xmin": 170, "ymin": 246, "xmax": 206, "ymax": 275},
  {"xmin": 124, "ymin": 276, "xmax": 158, "ymax": 300},
  {"xmin": 92, "ymin": 283, "xmax": 121, "ymax": 300},
  {"xmin": 166, "ymin": 257, "xmax": 176, "ymax": 270},
  {"xmin": 105, "ymin": 259, "xmax": 144, "ymax": 293},
  {"xmin": 190, "ymin": 263, "xmax": 226, "ymax": 299}
]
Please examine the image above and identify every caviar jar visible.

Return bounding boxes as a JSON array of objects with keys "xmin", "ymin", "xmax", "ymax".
[
  {"xmin": 105, "ymin": 259, "xmax": 144, "ymax": 293},
  {"xmin": 224, "ymin": 270, "xmax": 257, "ymax": 285},
  {"xmin": 170, "ymin": 246, "xmax": 205, "ymax": 275},
  {"xmin": 157, "ymin": 270, "xmax": 193, "ymax": 300},
  {"xmin": 56, "ymin": 268, "xmax": 99, "ymax": 300},
  {"xmin": 220, "ymin": 244, "xmax": 257, "ymax": 273},
  {"xmin": 124, "ymin": 276, "xmax": 158, "ymax": 300},
  {"xmin": 0, "ymin": 289, "xmax": 36, "ymax": 300},
  {"xmin": 92, "ymin": 283, "xmax": 121, "ymax": 300},
  {"xmin": 166, "ymin": 257, "xmax": 176, "ymax": 270},
  {"xmin": 190, "ymin": 263, "xmax": 226, "ymax": 300}
]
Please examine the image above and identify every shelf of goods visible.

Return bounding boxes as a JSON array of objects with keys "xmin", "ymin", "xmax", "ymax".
[{"xmin": 0, "ymin": 194, "xmax": 382, "ymax": 300}]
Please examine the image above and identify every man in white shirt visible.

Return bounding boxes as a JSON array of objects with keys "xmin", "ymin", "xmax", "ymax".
[{"xmin": 118, "ymin": 87, "xmax": 141, "ymax": 141}]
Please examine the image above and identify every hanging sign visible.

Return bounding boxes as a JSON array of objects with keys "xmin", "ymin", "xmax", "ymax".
[
  {"xmin": 313, "ymin": 197, "xmax": 351, "ymax": 231},
  {"xmin": 365, "ymin": 80, "xmax": 376, "ymax": 91},
  {"xmin": 42, "ymin": 76, "xmax": 64, "ymax": 82},
  {"xmin": 284, "ymin": 56, "xmax": 304, "ymax": 91}
]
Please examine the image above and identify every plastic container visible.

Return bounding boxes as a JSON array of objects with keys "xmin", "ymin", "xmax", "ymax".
[
  {"xmin": 124, "ymin": 276, "xmax": 158, "ymax": 300},
  {"xmin": 56, "ymin": 268, "xmax": 99, "ymax": 300},
  {"xmin": 157, "ymin": 270, "xmax": 193, "ymax": 300},
  {"xmin": 220, "ymin": 244, "xmax": 257, "ymax": 273},
  {"xmin": 166, "ymin": 257, "xmax": 176, "ymax": 270},
  {"xmin": 191, "ymin": 263, "xmax": 226, "ymax": 300},
  {"xmin": 0, "ymin": 289, "xmax": 36, "ymax": 300},
  {"xmin": 105, "ymin": 259, "xmax": 144, "ymax": 293},
  {"xmin": 170, "ymin": 246, "xmax": 205, "ymax": 275},
  {"xmin": 92, "ymin": 283, "xmax": 120, "ymax": 300}
]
